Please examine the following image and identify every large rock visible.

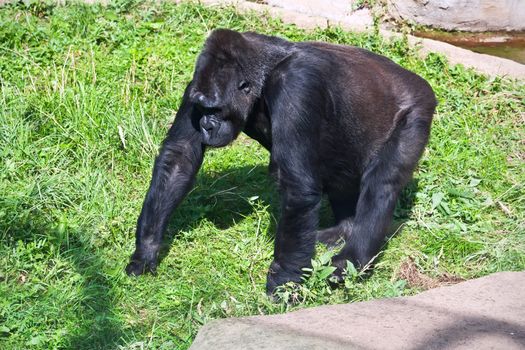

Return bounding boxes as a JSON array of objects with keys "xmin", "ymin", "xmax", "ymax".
[
  {"xmin": 191, "ymin": 271, "xmax": 525, "ymax": 349},
  {"xmin": 388, "ymin": 0, "xmax": 525, "ymax": 32}
]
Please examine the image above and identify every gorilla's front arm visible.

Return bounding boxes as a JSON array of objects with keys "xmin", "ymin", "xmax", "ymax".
[{"xmin": 126, "ymin": 87, "xmax": 204, "ymax": 275}]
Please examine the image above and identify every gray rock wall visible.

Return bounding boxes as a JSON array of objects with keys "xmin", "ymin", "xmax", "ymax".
[{"xmin": 388, "ymin": 0, "xmax": 525, "ymax": 32}]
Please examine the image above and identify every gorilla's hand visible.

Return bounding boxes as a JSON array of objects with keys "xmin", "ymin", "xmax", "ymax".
[{"xmin": 126, "ymin": 249, "xmax": 158, "ymax": 276}]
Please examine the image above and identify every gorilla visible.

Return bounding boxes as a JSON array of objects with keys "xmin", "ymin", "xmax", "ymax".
[{"xmin": 126, "ymin": 29, "xmax": 437, "ymax": 294}]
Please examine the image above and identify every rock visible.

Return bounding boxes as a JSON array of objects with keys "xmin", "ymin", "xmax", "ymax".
[
  {"xmin": 265, "ymin": 0, "xmax": 373, "ymax": 30},
  {"xmin": 388, "ymin": 0, "xmax": 525, "ymax": 32},
  {"xmin": 191, "ymin": 271, "xmax": 525, "ymax": 349}
]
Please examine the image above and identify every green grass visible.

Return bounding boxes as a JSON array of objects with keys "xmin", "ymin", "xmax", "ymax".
[{"xmin": 1, "ymin": 1, "xmax": 524, "ymax": 349}]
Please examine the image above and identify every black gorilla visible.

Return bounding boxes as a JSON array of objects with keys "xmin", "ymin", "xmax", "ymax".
[{"xmin": 126, "ymin": 29, "xmax": 437, "ymax": 294}]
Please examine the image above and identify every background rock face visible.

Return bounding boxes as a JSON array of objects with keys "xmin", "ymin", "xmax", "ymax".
[{"xmin": 388, "ymin": 0, "xmax": 525, "ymax": 32}]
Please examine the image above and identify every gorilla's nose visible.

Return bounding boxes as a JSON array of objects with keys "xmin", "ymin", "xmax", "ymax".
[{"xmin": 190, "ymin": 91, "xmax": 215, "ymax": 108}]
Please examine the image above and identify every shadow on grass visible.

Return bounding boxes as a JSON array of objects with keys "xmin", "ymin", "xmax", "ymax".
[
  {"xmin": 157, "ymin": 164, "xmax": 279, "ymax": 265},
  {"xmin": 2, "ymin": 164, "xmax": 279, "ymax": 349},
  {"xmin": 156, "ymin": 164, "xmax": 421, "ymax": 271},
  {"xmin": 1, "ymin": 219, "xmax": 127, "ymax": 349},
  {"xmin": 63, "ymin": 238, "xmax": 126, "ymax": 349}
]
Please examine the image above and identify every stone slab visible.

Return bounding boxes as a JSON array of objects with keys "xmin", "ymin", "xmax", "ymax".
[{"xmin": 191, "ymin": 271, "xmax": 525, "ymax": 349}]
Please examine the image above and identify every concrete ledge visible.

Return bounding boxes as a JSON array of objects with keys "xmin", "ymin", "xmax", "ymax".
[{"xmin": 191, "ymin": 271, "xmax": 525, "ymax": 349}]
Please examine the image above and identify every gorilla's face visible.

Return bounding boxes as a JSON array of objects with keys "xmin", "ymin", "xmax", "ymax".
[{"xmin": 189, "ymin": 50, "xmax": 254, "ymax": 147}]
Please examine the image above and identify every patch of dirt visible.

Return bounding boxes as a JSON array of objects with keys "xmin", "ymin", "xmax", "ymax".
[
  {"xmin": 397, "ymin": 258, "xmax": 465, "ymax": 290},
  {"xmin": 18, "ymin": 271, "xmax": 28, "ymax": 284}
]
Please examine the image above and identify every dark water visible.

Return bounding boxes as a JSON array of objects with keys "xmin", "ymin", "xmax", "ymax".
[{"xmin": 414, "ymin": 31, "xmax": 525, "ymax": 64}]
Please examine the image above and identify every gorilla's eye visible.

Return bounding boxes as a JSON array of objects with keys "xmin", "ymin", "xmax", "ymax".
[{"xmin": 238, "ymin": 80, "xmax": 250, "ymax": 94}]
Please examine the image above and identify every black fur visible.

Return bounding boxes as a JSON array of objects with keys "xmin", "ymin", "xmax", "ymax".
[{"xmin": 126, "ymin": 29, "xmax": 437, "ymax": 294}]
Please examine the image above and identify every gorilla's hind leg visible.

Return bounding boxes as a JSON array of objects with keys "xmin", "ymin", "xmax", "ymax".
[{"xmin": 332, "ymin": 108, "xmax": 432, "ymax": 275}]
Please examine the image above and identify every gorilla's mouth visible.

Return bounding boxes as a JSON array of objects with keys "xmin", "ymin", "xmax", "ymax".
[{"xmin": 200, "ymin": 115, "xmax": 221, "ymax": 134}]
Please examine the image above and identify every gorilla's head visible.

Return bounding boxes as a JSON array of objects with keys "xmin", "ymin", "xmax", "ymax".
[{"xmin": 189, "ymin": 29, "xmax": 260, "ymax": 147}]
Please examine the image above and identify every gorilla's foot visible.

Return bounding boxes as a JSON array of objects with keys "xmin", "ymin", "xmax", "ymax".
[
  {"xmin": 330, "ymin": 252, "xmax": 373, "ymax": 286},
  {"xmin": 266, "ymin": 260, "xmax": 304, "ymax": 296}
]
